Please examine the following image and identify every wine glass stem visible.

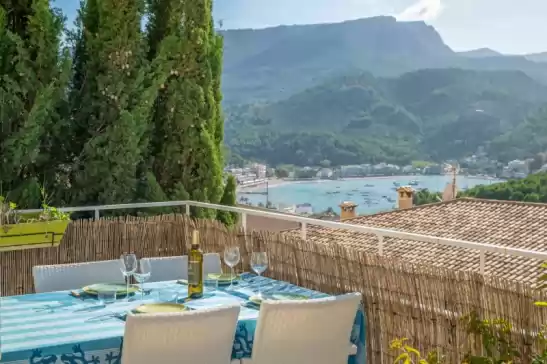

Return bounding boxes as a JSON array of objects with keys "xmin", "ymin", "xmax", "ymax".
[
  {"xmin": 231, "ymin": 267, "xmax": 234, "ymax": 288},
  {"xmin": 258, "ymin": 273, "xmax": 261, "ymax": 296},
  {"xmin": 126, "ymin": 275, "xmax": 129, "ymax": 298},
  {"xmin": 141, "ymin": 281, "xmax": 144, "ymax": 301}
]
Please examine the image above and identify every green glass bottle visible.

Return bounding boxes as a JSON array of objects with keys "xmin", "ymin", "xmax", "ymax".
[{"xmin": 188, "ymin": 230, "xmax": 204, "ymax": 298}]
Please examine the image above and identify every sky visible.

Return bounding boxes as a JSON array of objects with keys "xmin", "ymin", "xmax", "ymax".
[{"xmin": 54, "ymin": 0, "xmax": 547, "ymax": 55}]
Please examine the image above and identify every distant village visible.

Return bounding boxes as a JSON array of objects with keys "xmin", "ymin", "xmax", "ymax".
[{"xmin": 224, "ymin": 153, "xmax": 539, "ymax": 188}]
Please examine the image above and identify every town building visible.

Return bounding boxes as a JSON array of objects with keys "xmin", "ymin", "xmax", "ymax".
[{"xmin": 316, "ymin": 168, "xmax": 334, "ymax": 179}]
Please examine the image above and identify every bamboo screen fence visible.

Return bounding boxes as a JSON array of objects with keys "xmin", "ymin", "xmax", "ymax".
[{"xmin": 1, "ymin": 215, "xmax": 546, "ymax": 363}]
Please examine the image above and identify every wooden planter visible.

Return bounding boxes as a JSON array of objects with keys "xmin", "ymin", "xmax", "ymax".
[{"xmin": 0, "ymin": 220, "xmax": 70, "ymax": 251}]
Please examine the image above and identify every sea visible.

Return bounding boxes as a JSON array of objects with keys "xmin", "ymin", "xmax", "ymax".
[{"xmin": 238, "ymin": 175, "xmax": 501, "ymax": 215}]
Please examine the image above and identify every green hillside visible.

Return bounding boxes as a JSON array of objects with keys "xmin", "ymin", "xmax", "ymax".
[
  {"xmin": 225, "ymin": 69, "xmax": 547, "ymax": 166},
  {"xmin": 464, "ymin": 173, "xmax": 547, "ymax": 203}
]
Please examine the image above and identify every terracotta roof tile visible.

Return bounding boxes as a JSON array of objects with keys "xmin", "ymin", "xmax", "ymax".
[{"xmin": 284, "ymin": 198, "xmax": 547, "ymax": 285}]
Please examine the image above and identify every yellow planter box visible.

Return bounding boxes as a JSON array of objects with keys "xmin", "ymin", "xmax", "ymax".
[{"xmin": 0, "ymin": 220, "xmax": 70, "ymax": 251}]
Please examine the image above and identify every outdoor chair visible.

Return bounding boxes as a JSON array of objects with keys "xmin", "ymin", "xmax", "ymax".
[
  {"xmin": 32, "ymin": 260, "xmax": 124, "ymax": 293},
  {"xmin": 243, "ymin": 292, "xmax": 362, "ymax": 364},
  {"xmin": 121, "ymin": 305, "xmax": 241, "ymax": 364},
  {"xmin": 143, "ymin": 253, "xmax": 222, "ymax": 283}
]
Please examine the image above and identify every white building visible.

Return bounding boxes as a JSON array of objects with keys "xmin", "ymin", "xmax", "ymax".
[
  {"xmin": 249, "ymin": 163, "xmax": 267, "ymax": 179},
  {"xmin": 316, "ymin": 168, "xmax": 333, "ymax": 179}
]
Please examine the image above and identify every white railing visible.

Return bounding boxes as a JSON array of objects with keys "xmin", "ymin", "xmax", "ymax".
[{"xmin": 18, "ymin": 200, "xmax": 547, "ymax": 274}]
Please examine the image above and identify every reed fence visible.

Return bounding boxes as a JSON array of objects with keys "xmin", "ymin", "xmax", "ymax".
[{"xmin": 1, "ymin": 215, "xmax": 546, "ymax": 363}]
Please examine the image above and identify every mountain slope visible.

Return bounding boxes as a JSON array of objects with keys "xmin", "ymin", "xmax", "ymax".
[
  {"xmin": 525, "ymin": 52, "xmax": 547, "ymax": 63},
  {"xmin": 459, "ymin": 48, "xmax": 503, "ymax": 58},
  {"xmin": 221, "ymin": 17, "xmax": 547, "ymax": 104},
  {"xmin": 221, "ymin": 16, "xmax": 454, "ymax": 103},
  {"xmin": 225, "ymin": 69, "xmax": 547, "ymax": 165}
]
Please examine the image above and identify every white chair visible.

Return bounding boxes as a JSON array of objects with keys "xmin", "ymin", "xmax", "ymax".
[
  {"xmin": 143, "ymin": 256, "xmax": 189, "ymax": 283},
  {"xmin": 245, "ymin": 292, "xmax": 362, "ymax": 364},
  {"xmin": 203, "ymin": 253, "xmax": 223, "ymax": 276},
  {"xmin": 143, "ymin": 253, "xmax": 222, "ymax": 282},
  {"xmin": 121, "ymin": 305, "xmax": 241, "ymax": 364},
  {"xmin": 33, "ymin": 260, "xmax": 124, "ymax": 293}
]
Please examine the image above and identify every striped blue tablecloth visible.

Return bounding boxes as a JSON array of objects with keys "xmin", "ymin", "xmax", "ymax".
[{"xmin": 0, "ymin": 274, "xmax": 365, "ymax": 364}]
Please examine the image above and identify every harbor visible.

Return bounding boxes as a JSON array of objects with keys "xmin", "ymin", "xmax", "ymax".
[{"xmin": 237, "ymin": 175, "xmax": 500, "ymax": 215}]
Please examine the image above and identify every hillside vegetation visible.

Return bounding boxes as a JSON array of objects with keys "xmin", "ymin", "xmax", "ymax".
[
  {"xmin": 415, "ymin": 173, "xmax": 547, "ymax": 205},
  {"xmin": 464, "ymin": 173, "xmax": 547, "ymax": 202},
  {"xmin": 225, "ymin": 69, "xmax": 547, "ymax": 166}
]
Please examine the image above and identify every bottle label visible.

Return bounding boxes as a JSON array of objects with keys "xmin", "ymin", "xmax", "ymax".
[{"xmin": 188, "ymin": 260, "xmax": 201, "ymax": 285}]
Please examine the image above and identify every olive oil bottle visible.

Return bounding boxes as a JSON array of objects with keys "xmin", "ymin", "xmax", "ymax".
[{"xmin": 188, "ymin": 230, "xmax": 204, "ymax": 298}]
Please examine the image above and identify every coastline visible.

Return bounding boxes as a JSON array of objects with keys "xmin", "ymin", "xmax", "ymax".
[{"xmin": 237, "ymin": 174, "xmax": 498, "ymax": 192}]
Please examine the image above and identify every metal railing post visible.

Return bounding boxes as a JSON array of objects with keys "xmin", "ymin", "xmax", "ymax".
[
  {"xmin": 301, "ymin": 222, "xmax": 307, "ymax": 240},
  {"xmin": 94, "ymin": 209, "xmax": 100, "ymax": 220},
  {"xmin": 241, "ymin": 213, "xmax": 247, "ymax": 234},
  {"xmin": 185, "ymin": 204, "xmax": 190, "ymax": 215}
]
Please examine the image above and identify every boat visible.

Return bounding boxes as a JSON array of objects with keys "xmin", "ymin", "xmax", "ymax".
[
  {"xmin": 364, "ymin": 184, "xmax": 374, "ymax": 188},
  {"xmin": 408, "ymin": 180, "xmax": 419, "ymax": 186},
  {"xmin": 393, "ymin": 181, "xmax": 400, "ymax": 187}
]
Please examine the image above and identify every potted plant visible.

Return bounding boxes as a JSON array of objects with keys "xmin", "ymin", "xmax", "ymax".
[{"xmin": 0, "ymin": 189, "xmax": 71, "ymax": 250}]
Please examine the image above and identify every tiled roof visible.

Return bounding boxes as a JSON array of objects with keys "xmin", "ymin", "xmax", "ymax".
[{"xmin": 284, "ymin": 198, "xmax": 547, "ymax": 285}]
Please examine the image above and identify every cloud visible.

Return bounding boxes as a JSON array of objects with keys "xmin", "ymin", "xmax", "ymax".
[{"xmin": 396, "ymin": 0, "xmax": 443, "ymax": 21}]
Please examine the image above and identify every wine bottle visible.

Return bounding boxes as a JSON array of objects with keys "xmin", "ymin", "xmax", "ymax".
[{"xmin": 188, "ymin": 230, "xmax": 204, "ymax": 298}]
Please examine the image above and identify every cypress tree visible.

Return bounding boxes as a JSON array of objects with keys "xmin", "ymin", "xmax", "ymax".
[
  {"xmin": 146, "ymin": 0, "xmax": 231, "ymax": 218},
  {"xmin": 69, "ymin": 0, "xmax": 169, "ymax": 205},
  {"xmin": 0, "ymin": 0, "xmax": 70, "ymax": 207},
  {"xmin": 217, "ymin": 175, "xmax": 239, "ymax": 226}
]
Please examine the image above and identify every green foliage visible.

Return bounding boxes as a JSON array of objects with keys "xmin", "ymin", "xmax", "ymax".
[
  {"xmin": 275, "ymin": 167, "xmax": 290, "ymax": 178},
  {"xmin": 0, "ymin": 0, "xmax": 71, "ymax": 208},
  {"xmin": 413, "ymin": 189, "xmax": 442, "ymax": 206},
  {"xmin": 0, "ymin": 185, "xmax": 69, "ymax": 228},
  {"xmin": 412, "ymin": 161, "xmax": 434, "ymax": 169},
  {"xmin": 1, "ymin": 0, "xmax": 233, "ymax": 219},
  {"xmin": 461, "ymin": 311, "xmax": 520, "ymax": 364},
  {"xmin": 217, "ymin": 175, "xmax": 238, "ymax": 227},
  {"xmin": 462, "ymin": 173, "xmax": 547, "ymax": 203},
  {"xmin": 390, "ymin": 338, "xmax": 444, "ymax": 364},
  {"xmin": 225, "ymin": 69, "xmax": 547, "ymax": 166},
  {"xmin": 68, "ymin": 0, "xmax": 156, "ymax": 206},
  {"xmin": 489, "ymin": 109, "xmax": 547, "ymax": 163},
  {"xmin": 147, "ymin": 0, "xmax": 226, "ymax": 220}
]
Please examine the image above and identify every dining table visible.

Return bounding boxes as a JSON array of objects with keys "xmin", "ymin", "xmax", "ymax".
[{"xmin": 0, "ymin": 273, "xmax": 365, "ymax": 364}]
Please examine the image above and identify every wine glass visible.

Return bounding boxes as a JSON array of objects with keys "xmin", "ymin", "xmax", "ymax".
[
  {"xmin": 251, "ymin": 252, "xmax": 268, "ymax": 298},
  {"xmin": 133, "ymin": 259, "xmax": 152, "ymax": 301},
  {"xmin": 119, "ymin": 253, "xmax": 137, "ymax": 300},
  {"xmin": 224, "ymin": 246, "xmax": 240, "ymax": 290}
]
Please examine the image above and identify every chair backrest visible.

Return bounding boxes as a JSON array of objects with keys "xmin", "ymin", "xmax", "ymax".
[
  {"xmin": 203, "ymin": 253, "xmax": 222, "ymax": 276},
  {"xmin": 121, "ymin": 305, "xmax": 240, "ymax": 364},
  {"xmin": 143, "ymin": 256, "xmax": 188, "ymax": 283},
  {"xmin": 33, "ymin": 260, "xmax": 124, "ymax": 293},
  {"xmin": 143, "ymin": 253, "xmax": 222, "ymax": 283},
  {"xmin": 251, "ymin": 292, "xmax": 362, "ymax": 364}
]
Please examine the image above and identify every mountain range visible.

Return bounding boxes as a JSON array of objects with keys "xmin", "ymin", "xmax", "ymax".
[{"xmin": 221, "ymin": 16, "xmax": 547, "ymax": 167}]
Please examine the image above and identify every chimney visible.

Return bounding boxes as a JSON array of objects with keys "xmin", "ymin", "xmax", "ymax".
[
  {"xmin": 339, "ymin": 201, "xmax": 358, "ymax": 221},
  {"xmin": 397, "ymin": 186, "xmax": 414, "ymax": 210}
]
